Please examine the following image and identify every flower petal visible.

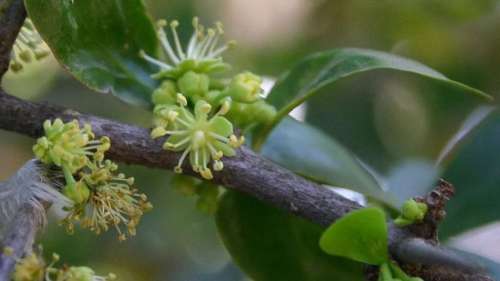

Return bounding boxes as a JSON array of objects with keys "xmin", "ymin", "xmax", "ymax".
[{"xmin": 209, "ymin": 116, "xmax": 233, "ymax": 137}]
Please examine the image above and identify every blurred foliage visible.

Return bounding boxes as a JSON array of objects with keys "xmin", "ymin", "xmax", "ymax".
[{"xmin": 2, "ymin": 0, "xmax": 500, "ymax": 280}]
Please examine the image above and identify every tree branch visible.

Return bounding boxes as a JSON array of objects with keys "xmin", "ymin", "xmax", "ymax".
[{"xmin": 0, "ymin": 89, "xmax": 494, "ymax": 281}]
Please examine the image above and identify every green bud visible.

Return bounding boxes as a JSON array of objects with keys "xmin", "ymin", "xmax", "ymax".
[
  {"xmin": 225, "ymin": 72, "xmax": 262, "ymax": 103},
  {"xmin": 248, "ymin": 100, "xmax": 277, "ymax": 124},
  {"xmin": 178, "ymin": 71, "xmax": 210, "ymax": 97},
  {"xmin": 152, "ymin": 80, "xmax": 178, "ymax": 105},
  {"xmin": 66, "ymin": 266, "xmax": 95, "ymax": 281},
  {"xmin": 394, "ymin": 199, "xmax": 427, "ymax": 227},
  {"xmin": 401, "ymin": 199, "xmax": 427, "ymax": 221}
]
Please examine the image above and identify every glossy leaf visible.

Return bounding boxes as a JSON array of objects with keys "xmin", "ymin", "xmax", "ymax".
[
  {"xmin": 262, "ymin": 117, "xmax": 397, "ymax": 206},
  {"xmin": 216, "ymin": 191, "xmax": 364, "ymax": 281},
  {"xmin": 25, "ymin": 0, "xmax": 159, "ymax": 107},
  {"xmin": 255, "ymin": 48, "xmax": 491, "ymax": 146},
  {"xmin": 440, "ymin": 109, "xmax": 500, "ymax": 238},
  {"xmin": 319, "ymin": 207, "xmax": 388, "ymax": 265}
]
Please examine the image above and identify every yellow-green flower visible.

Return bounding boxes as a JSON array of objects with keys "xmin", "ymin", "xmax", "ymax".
[
  {"xmin": 63, "ymin": 159, "xmax": 153, "ymax": 241},
  {"xmin": 33, "ymin": 119, "xmax": 109, "ymax": 174},
  {"xmin": 12, "ymin": 253, "xmax": 45, "ymax": 281},
  {"xmin": 224, "ymin": 72, "xmax": 263, "ymax": 103},
  {"xmin": 152, "ymin": 99, "xmax": 243, "ymax": 179},
  {"xmin": 140, "ymin": 18, "xmax": 234, "ymax": 79}
]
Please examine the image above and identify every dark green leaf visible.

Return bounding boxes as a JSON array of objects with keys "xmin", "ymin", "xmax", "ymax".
[
  {"xmin": 319, "ymin": 207, "xmax": 388, "ymax": 265},
  {"xmin": 255, "ymin": 48, "xmax": 491, "ymax": 146},
  {"xmin": 25, "ymin": 0, "xmax": 159, "ymax": 107},
  {"xmin": 440, "ymin": 108, "xmax": 500, "ymax": 238},
  {"xmin": 262, "ymin": 117, "xmax": 396, "ymax": 206},
  {"xmin": 216, "ymin": 191, "xmax": 364, "ymax": 281}
]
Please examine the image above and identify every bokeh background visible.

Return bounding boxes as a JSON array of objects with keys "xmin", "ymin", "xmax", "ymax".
[{"xmin": 2, "ymin": 0, "xmax": 500, "ymax": 280}]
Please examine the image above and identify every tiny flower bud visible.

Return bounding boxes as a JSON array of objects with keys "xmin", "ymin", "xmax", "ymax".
[
  {"xmin": 152, "ymin": 80, "xmax": 177, "ymax": 105},
  {"xmin": 178, "ymin": 71, "xmax": 210, "ymax": 97},
  {"xmin": 225, "ymin": 72, "xmax": 262, "ymax": 103}
]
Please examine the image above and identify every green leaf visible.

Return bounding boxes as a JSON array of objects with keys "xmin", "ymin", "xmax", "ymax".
[
  {"xmin": 216, "ymin": 191, "xmax": 364, "ymax": 281},
  {"xmin": 25, "ymin": 0, "xmax": 159, "ymax": 107},
  {"xmin": 440, "ymin": 108, "xmax": 500, "ymax": 238},
  {"xmin": 262, "ymin": 117, "xmax": 397, "ymax": 206},
  {"xmin": 254, "ymin": 48, "xmax": 491, "ymax": 147},
  {"xmin": 319, "ymin": 207, "xmax": 388, "ymax": 265}
]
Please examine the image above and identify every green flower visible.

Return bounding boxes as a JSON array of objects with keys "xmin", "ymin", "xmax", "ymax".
[
  {"xmin": 33, "ymin": 119, "xmax": 109, "ymax": 174},
  {"xmin": 140, "ymin": 18, "xmax": 235, "ymax": 79},
  {"xmin": 152, "ymin": 99, "xmax": 244, "ymax": 179}
]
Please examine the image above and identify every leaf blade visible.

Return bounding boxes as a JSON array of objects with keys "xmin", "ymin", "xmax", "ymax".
[
  {"xmin": 255, "ymin": 48, "xmax": 491, "ymax": 146},
  {"xmin": 25, "ymin": 0, "xmax": 159, "ymax": 107},
  {"xmin": 216, "ymin": 191, "xmax": 364, "ymax": 281},
  {"xmin": 261, "ymin": 117, "xmax": 396, "ymax": 206},
  {"xmin": 319, "ymin": 207, "xmax": 388, "ymax": 265}
]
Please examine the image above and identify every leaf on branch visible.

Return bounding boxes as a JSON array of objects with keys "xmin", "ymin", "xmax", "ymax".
[
  {"xmin": 319, "ymin": 207, "xmax": 388, "ymax": 265},
  {"xmin": 24, "ymin": 0, "xmax": 159, "ymax": 107},
  {"xmin": 262, "ymin": 117, "xmax": 396, "ymax": 206},
  {"xmin": 254, "ymin": 48, "xmax": 491, "ymax": 146},
  {"xmin": 216, "ymin": 191, "xmax": 364, "ymax": 281}
]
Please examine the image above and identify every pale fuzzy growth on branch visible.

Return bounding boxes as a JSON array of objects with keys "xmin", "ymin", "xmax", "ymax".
[{"xmin": 0, "ymin": 160, "xmax": 71, "ymax": 239}]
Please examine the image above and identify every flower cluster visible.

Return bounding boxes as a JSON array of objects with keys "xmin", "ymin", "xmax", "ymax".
[
  {"xmin": 141, "ymin": 18, "xmax": 277, "ymax": 179},
  {"xmin": 33, "ymin": 119, "xmax": 152, "ymax": 241},
  {"xmin": 9, "ymin": 19, "xmax": 50, "ymax": 73},
  {"xmin": 11, "ymin": 251, "xmax": 116, "ymax": 281}
]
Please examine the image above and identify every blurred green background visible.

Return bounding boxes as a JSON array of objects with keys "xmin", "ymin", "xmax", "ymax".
[{"xmin": 2, "ymin": 0, "xmax": 500, "ymax": 280}]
